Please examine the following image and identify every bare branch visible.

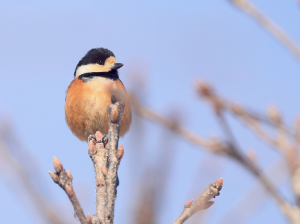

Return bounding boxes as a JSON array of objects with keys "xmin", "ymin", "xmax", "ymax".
[
  {"xmin": 196, "ymin": 80, "xmax": 300, "ymax": 218},
  {"xmin": 92, "ymin": 215, "xmax": 101, "ymax": 224},
  {"xmin": 289, "ymin": 149, "xmax": 300, "ymax": 207},
  {"xmin": 215, "ymin": 112, "xmax": 286, "ymax": 205},
  {"xmin": 173, "ymin": 178, "xmax": 223, "ymax": 224},
  {"xmin": 197, "ymin": 81, "xmax": 298, "ymax": 155},
  {"xmin": 214, "ymin": 160, "xmax": 287, "ymax": 224},
  {"xmin": 228, "ymin": 0, "xmax": 300, "ymax": 62},
  {"xmin": 89, "ymin": 133, "xmax": 109, "ymax": 224},
  {"xmin": 105, "ymin": 101, "xmax": 125, "ymax": 224},
  {"xmin": 131, "ymin": 91, "xmax": 300, "ymax": 224},
  {"xmin": 50, "ymin": 99, "xmax": 124, "ymax": 224},
  {"xmin": 49, "ymin": 156, "xmax": 87, "ymax": 224},
  {"xmin": 130, "ymin": 95, "xmax": 228, "ymax": 155},
  {"xmin": 197, "ymin": 81, "xmax": 300, "ymax": 224},
  {"xmin": 196, "ymin": 81, "xmax": 294, "ymax": 137},
  {"xmin": 229, "ymin": 103, "xmax": 297, "ymax": 154},
  {"xmin": 87, "ymin": 101, "xmax": 125, "ymax": 224}
]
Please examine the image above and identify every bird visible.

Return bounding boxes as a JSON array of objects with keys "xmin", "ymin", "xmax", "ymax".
[{"xmin": 65, "ymin": 48, "xmax": 132, "ymax": 142}]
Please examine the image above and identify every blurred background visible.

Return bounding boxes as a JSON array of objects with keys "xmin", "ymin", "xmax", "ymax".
[{"xmin": 0, "ymin": 0, "xmax": 300, "ymax": 223}]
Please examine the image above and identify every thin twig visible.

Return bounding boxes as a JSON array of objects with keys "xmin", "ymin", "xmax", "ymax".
[
  {"xmin": 216, "ymin": 112, "xmax": 285, "ymax": 206},
  {"xmin": 49, "ymin": 156, "xmax": 87, "ymax": 224},
  {"xmin": 88, "ymin": 132, "xmax": 109, "ymax": 224},
  {"xmin": 130, "ymin": 95, "xmax": 228, "ymax": 155},
  {"xmin": 197, "ymin": 80, "xmax": 300, "ymax": 209},
  {"xmin": 105, "ymin": 101, "xmax": 125, "ymax": 223},
  {"xmin": 131, "ymin": 94, "xmax": 300, "ymax": 224},
  {"xmin": 173, "ymin": 178, "xmax": 223, "ymax": 224},
  {"xmin": 196, "ymin": 81, "xmax": 295, "ymax": 137},
  {"xmin": 228, "ymin": 0, "xmax": 300, "ymax": 62},
  {"xmin": 197, "ymin": 81, "xmax": 298, "ymax": 155},
  {"xmin": 221, "ymin": 90, "xmax": 300, "ymax": 210},
  {"xmin": 213, "ymin": 160, "xmax": 287, "ymax": 224},
  {"xmin": 197, "ymin": 81, "xmax": 300, "ymax": 224},
  {"xmin": 239, "ymin": 116, "xmax": 290, "ymax": 153}
]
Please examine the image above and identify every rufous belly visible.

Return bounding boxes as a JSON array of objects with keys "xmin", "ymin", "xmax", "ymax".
[{"xmin": 65, "ymin": 77, "xmax": 132, "ymax": 142}]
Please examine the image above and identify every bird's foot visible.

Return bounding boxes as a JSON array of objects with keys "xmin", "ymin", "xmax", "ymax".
[
  {"xmin": 88, "ymin": 135, "xmax": 96, "ymax": 143},
  {"xmin": 102, "ymin": 134, "xmax": 108, "ymax": 145},
  {"xmin": 89, "ymin": 132, "xmax": 108, "ymax": 146}
]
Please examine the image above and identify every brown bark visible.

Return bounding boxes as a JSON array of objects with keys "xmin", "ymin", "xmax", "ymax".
[
  {"xmin": 173, "ymin": 178, "xmax": 223, "ymax": 224},
  {"xmin": 49, "ymin": 156, "xmax": 87, "ymax": 224},
  {"xmin": 105, "ymin": 101, "xmax": 125, "ymax": 223}
]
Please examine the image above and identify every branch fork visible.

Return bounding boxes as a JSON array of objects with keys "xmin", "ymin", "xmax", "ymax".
[
  {"xmin": 173, "ymin": 177, "xmax": 223, "ymax": 224},
  {"xmin": 48, "ymin": 157, "xmax": 88, "ymax": 224},
  {"xmin": 49, "ymin": 100, "xmax": 125, "ymax": 224}
]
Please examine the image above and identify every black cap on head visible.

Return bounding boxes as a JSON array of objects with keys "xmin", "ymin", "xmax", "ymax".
[{"xmin": 76, "ymin": 48, "xmax": 115, "ymax": 68}]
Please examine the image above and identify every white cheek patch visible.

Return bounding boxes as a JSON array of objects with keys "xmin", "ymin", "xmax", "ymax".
[{"xmin": 75, "ymin": 64, "xmax": 111, "ymax": 78}]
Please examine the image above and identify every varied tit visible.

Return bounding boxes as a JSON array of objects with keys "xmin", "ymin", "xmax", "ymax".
[{"xmin": 65, "ymin": 48, "xmax": 132, "ymax": 142}]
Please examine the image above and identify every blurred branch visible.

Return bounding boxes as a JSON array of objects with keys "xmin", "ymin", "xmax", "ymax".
[
  {"xmin": 130, "ymin": 94, "xmax": 230, "ymax": 155},
  {"xmin": 215, "ymin": 111, "xmax": 287, "ymax": 208},
  {"xmin": 229, "ymin": 104, "xmax": 293, "ymax": 137},
  {"xmin": 197, "ymin": 81, "xmax": 300, "ymax": 224},
  {"xmin": 229, "ymin": 104, "xmax": 296, "ymax": 153},
  {"xmin": 133, "ymin": 123, "xmax": 179, "ymax": 224},
  {"xmin": 0, "ymin": 138, "xmax": 66, "ymax": 224},
  {"xmin": 213, "ymin": 159, "xmax": 287, "ymax": 224},
  {"xmin": 130, "ymin": 82, "xmax": 300, "ymax": 223},
  {"xmin": 173, "ymin": 178, "xmax": 223, "ymax": 224},
  {"xmin": 197, "ymin": 81, "xmax": 297, "ymax": 153},
  {"xmin": 134, "ymin": 185, "xmax": 156, "ymax": 224},
  {"xmin": 49, "ymin": 157, "xmax": 88, "ymax": 224},
  {"xmin": 196, "ymin": 80, "xmax": 300, "ymax": 208},
  {"xmin": 228, "ymin": 0, "xmax": 300, "ymax": 62}
]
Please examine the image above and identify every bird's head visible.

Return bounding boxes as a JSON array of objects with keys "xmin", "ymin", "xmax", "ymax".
[{"xmin": 74, "ymin": 48, "xmax": 123, "ymax": 80}]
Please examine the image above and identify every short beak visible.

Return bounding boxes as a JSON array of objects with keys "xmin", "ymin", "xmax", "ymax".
[{"xmin": 111, "ymin": 63, "xmax": 123, "ymax": 70}]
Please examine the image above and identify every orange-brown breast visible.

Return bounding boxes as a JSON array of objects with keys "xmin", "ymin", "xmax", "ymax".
[{"xmin": 65, "ymin": 77, "xmax": 132, "ymax": 142}]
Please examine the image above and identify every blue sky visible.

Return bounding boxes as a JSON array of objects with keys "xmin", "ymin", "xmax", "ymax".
[{"xmin": 0, "ymin": 1, "xmax": 300, "ymax": 223}]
